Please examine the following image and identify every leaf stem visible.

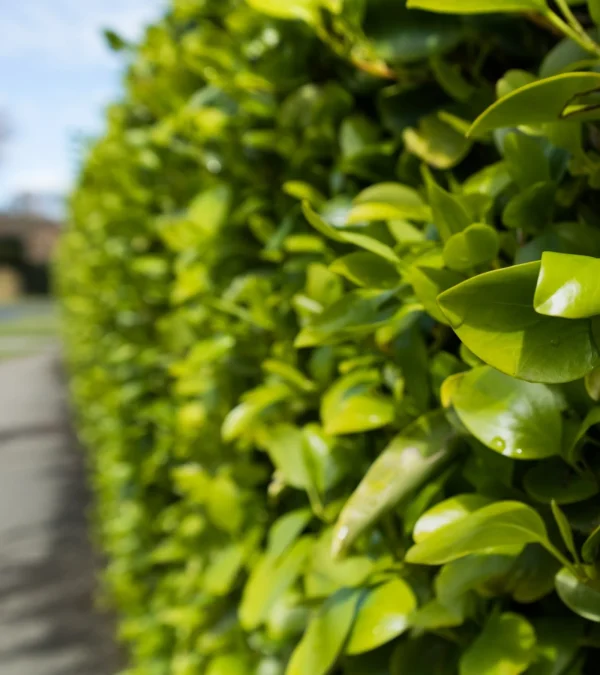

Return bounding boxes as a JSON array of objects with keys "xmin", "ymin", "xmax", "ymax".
[
  {"xmin": 545, "ymin": 9, "xmax": 600, "ymax": 58},
  {"xmin": 555, "ymin": 0, "xmax": 589, "ymax": 38},
  {"xmin": 544, "ymin": 540, "xmax": 585, "ymax": 579}
]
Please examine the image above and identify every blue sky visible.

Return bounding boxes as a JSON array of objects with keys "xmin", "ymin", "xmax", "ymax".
[{"xmin": 0, "ymin": 0, "xmax": 166, "ymax": 212}]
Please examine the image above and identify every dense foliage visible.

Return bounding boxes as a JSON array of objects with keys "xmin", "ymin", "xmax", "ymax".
[{"xmin": 59, "ymin": 0, "xmax": 600, "ymax": 673}]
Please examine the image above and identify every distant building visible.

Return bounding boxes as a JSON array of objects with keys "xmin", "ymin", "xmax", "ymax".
[{"xmin": 0, "ymin": 213, "xmax": 61, "ymax": 299}]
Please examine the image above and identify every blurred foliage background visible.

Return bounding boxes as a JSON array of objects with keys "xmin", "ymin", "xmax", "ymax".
[{"xmin": 59, "ymin": 1, "xmax": 600, "ymax": 674}]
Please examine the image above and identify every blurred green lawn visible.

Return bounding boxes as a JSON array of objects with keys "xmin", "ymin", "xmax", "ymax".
[{"xmin": 0, "ymin": 300, "xmax": 58, "ymax": 360}]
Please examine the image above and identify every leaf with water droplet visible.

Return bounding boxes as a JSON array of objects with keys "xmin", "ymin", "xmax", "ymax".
[{"xmin": 450, "ymin": 366, "xmax": 565, "ymax": 460}]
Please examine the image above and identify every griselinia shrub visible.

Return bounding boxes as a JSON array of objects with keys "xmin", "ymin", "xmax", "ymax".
[{"xmin": 58, "ymin": 0, "xmax": 600, "ymax": 673}]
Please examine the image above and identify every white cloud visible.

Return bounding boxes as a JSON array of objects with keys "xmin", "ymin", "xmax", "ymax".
[{"xmin": 0, "ymin": 0, "xmax": 166, "ymax": 68}]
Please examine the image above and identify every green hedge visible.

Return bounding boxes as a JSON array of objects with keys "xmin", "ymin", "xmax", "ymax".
[{"xmin": 59, "ymin": 1, "xmax": 600, "ymax": 673}]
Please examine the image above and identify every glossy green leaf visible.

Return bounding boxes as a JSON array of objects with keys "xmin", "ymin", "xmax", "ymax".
[
  {"xmin": 345, "ymin": 579, "xmax": 416, "ymax": 654},
  {"xmin": 459, "ymin": 613, "xmax": 536, "ymax": 675},
  {"xmin": 443, "ymin": 224, "xmax": 499, "ymax": 271},
  {"xmin": 413, "ymin": 494, "xmax": 494, "ymax": 543},
  {"xmin": 321, "ymin": 369, "xmax": 395, "ymax": 435},
  {"xmin": 468, "ymin": 73, "xmax": 600, "ymax": 138},
  {"xmin": 555, "ymin": 566, "xmax": 600, "ymax": 622},
  {"xmin": 286, "ymin": 587, "xmax": 362, "ymax": 675},
  {"xmin": 332, "ymin": 410, "xmax": 456, "ymax": 557},
  {"xmin": 437, "ymin": 262, "xmax": 600, "ymax": 383},
  {"xmin": 408, "ymin": 0, "xmax": 547, "ymax": 12},
  {"xmin": 534, "ymin": 252, "xmax": 600, "ymax": 319},
  {"xmin": 405, "ymin": 501, "xmax": 549, "ymax": 565},
  {"xmin": 524, "ymin": 458, "xmax": 598, "ymax": 504},
  {"xmin": 451, "ymin": 366, "xmax": 565, "ymax": 459}
]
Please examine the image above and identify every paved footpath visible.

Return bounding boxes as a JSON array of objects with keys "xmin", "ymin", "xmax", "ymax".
[{"xmin": 0, "ymin": 352, "xmax": 122, "ymax": 674}]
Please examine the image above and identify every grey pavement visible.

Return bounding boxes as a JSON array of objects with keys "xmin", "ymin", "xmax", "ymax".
[{"xmin": 0, "ymin": 351, "xmax": 122, "ymax": 675}]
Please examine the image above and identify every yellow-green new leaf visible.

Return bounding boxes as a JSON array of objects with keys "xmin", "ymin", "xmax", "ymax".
[
  {"xmin": 405, "ymin": 501, "xmax": 549, "ymax": 565},
  {"xmin": 408, "ymin": 0, "xmax": 547, "ymax": 12},
  {"xmin": 468, "ymin": 73, "xmax": 600, "ymax": 138},
  {"xmin": 286, "ymin": 587, "xmax": 362, "ymax": 675},
  {"xmin": 345, "ymin": 579, "xmax": 416, "ymax": 654},
  {"xmin": 321, "ymin": 369, "xmax": 395, "ymax": 435},
  {"xmin": 534, "ymin": 252, "xmax": 600, "ymax": 319},
  {"xmin": 347, "ymin": 182, "xmax": 431, "ymax": 223},
  {"xmin": 413, "ymin": 494, "xmax": 494, "ymax": 543},
  {"xmin": 459, "ymin": 613, "xmax": 537, "ymax": 675},
  {"xmin": 443, "ymin": 223, "xmax": 499, "ymax": 271}
]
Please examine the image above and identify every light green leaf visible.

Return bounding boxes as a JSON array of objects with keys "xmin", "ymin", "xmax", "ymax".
[
  {"xmin": 347, "ymin": 183, "xmax": 431, "ymax": 223},
  {"xmin": 459, "ymin": 613, "xmax": 536, "ymax": 675},
  {"xmin": 403, "ymin": 114, "xmax": 471, "ymax": 169},
  {"xmin": 286, "ymin": 587, "xmax": 362, "ymax": 675},
  {"xmin": 551, "ymin": 500, "xmax": 579, "ymax": 563},
  {"xmin": 295, "ymin": 289, "xmax": 398, "ymax": 348},
  {"xmin": 345, "ymin": 579, "xmax": 416, "ymax": 654},
  {"xmin": 437, "ymin": 262, "xmax": 600, "ymax": 383},
  {"xmin": 240, "ymin": 538, "xmax": 312, "ymax": 631},
  {"xmin": 468, "ymin": 73, "xmax": 600, "ymax": 138},
  {"xmin": 413, "ymin": 494, "xmax": 494, "ymax": 543},
  {"xmin": 408, "ymin": 0, "xmax": 547, "ymax": 12},
  {"xmin": 407, "ymin": 262, "xmax": 465, "ymax": 324},
  {"xmin": 426, "ymin": 172, "xmax": 471, "ymax": 242},
  {"xmin": 405, "ymin": 501, "xmax": 548, "ymax": 565},
  {"xmin": 222, "ymin": 384, "xmax": 292, "ymax": 442},
  {"xmin": 443, "ymin": 223, "xmax": 499, "ymax": 271},
  {"xmin": 330, "ymin": 252, "xmax": 401, "ymax": 289},
  {"xmin": 268, "ymin": 510, "xmax": 313, "ymax": 559},
  {"xmin": 555, "ymin": 566, "xmax": 600, "ymax": 622},
  {"xmin": 321, "ymin": 369, "xmax": 395, "ymax": 435},
  {"xmin": 260, "ymin": 424, "xmax": 312, "ymax": 490},
  {"xmin": 303, "ymin": 202, "xmax": 401, "ymax": 262},
  {"xmin": 305, "ymin": 529, "xmax": 374, "ymax": 598},
  {"xmin": 451, "ymin": 366, "xmax": 565, "ymax": 460},
  {"xmin": 332, "ymin": 410, "xmax": 456, "ymax": 557},
  {"xmin": 534, "ymin": 252, "xmax": 600, "ymax": 319}
]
